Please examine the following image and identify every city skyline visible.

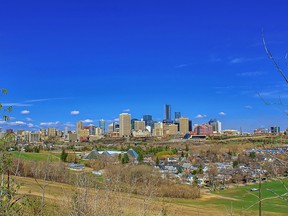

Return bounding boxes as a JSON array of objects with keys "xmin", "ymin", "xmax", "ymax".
[{"xmin": 1, "ymin": 0, "xmax": 288, "ymax": 132}]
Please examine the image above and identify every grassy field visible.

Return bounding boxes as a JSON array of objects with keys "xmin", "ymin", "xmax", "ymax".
[
  {"xmin": 11, "ymin": 151, "xmax": 61, "ymax": 162},
  {"xmin": 14, "ymin": 176, "xmax": 288, "ymax": 215},
  {"xmin": 172, "ymin": 180, "xmax": 288, "ymax": 216}
]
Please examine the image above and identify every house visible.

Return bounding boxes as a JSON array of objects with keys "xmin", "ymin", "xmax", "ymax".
[
  {"xmin": 68, "ymin": 163, "xmax": 85, "ymax": 171},
  {"xmin": 127, "ymin": 148, "xmax": 139, "ymax": 159},
  {"xmin": 83, "ymin": 149, "xmax": 99, "ymax": 160}
]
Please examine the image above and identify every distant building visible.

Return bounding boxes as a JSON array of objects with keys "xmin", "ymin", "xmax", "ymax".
[
  {"xmin": 119, "ymin": 113, "xmax": 131, "ymax": 137},
  {"xmin": 99, "ymin": 119, "xmax": 105, "ymax": 134},
  {"xmin": 76, "ymin": 121, "xmax": 83, "ymax": 141},
  {"xmin": 270, "ymin": 126, "xmax": 280, "ymax": 134},
  {"xmin": 131, "ymin": 118, "xmax": 139, "ymax": 130},
  {"xmin": 134, "ymin": 120, "xmax": 145, "ymax": 131},
  {"xmin": 254, "ymin": 128, "xmax": 269, "ymax": 135},
  {"xmin": 208, "ymin": 119, "xmax": 222, "ymax": 134},
  {"xmin": 153, "ymin": 122, "xmax": 164, "ymax": 137},
  {"xmin": 174, "ymin": 112, "xmax": 181, "ymax": 124},
  {"xmin": 29, "ymin": 132, "xmax": 40, "ymax": 143},
  {"xmin": 6, "ymin": 129, "xmax": 13, "ymax": 134},
  {"xmin": 89, "ymin": 124, "xmax": 95, "ymax": 136},
  {"xmin": 47, "ymin": 128, "xmax": 56, "ymax": 137},
  {"xmin": 143, "ymin": 115, "xmax": 154, "ymax": 129},
  {"xmin": 164, "ymin": 124, "xmax": 178, "ymax": 136},
  {"xmin": 189, "ymin": 120, "xmax": 193, "ymax": 132},
  {"xmin": 194, "ymin": 124, "xmax": 213, "ymax": 135},
  {"xmin": 179, "ymin": 117, "xmax": 189, "ymax": 135},
  {"xmin": 164, "ymin": 104, "xmax": 172, "ymax": 123}
]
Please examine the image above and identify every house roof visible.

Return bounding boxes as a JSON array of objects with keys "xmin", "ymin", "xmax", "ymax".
[
  {"xmin": 127, "ymin": 148, "xmax": 139, "ymax": 158},
  {"xmin": 84, "ymin": 149, "xmax": 99, "ymax": 160}
]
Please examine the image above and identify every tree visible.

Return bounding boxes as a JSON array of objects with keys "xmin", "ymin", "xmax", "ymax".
[
  {"xmin": 60, "ymin": 149, "xmax": 68, "ymax": 162},
  {"xmin": 137, "ymin": 153, "xmax": 143, "ymax": 163},
  {"xmin": 156, "ymin": 156, "xmax": 160, "ymax": 166},
  {"xmin": 0, "ymin": 88, "xmax": 22, "ymax": 214},
  {"xmin": 121, "ymin": 153, "xmax": 129, "ymax": 164}
]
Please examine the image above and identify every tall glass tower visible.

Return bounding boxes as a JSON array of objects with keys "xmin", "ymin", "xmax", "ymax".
[
  {"xmin": 99, "ymin": 119, "xmax": 105, "ymax": 134},
  {"xmin": 164, "ymin": 104, "xmax": 171, "ymax": 122}
]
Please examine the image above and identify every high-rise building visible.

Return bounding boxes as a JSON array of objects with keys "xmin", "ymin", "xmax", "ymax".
[
  {"xmin": 119, "ymin": 113, "xmax": 131, "ymax": 137},
  {"xmin": 143, "ymin": 115, "xmax": 154, "ymax": 129},
  {"xmin": 179, "ymin": 117, "xmax": 189, "ymax": 135},
  {"xmin": 47, "ymin": 128, "xmax": 56, "ymax": 137},
  {"xmin": 271, "ymin": 126, "xmax": 280, "ymax": 134},
  {"xmin": 89, "ymin": 124, "xmax": 95, "ymax": 136},
  {"xmin": 208, "ymin": 119, "xmax": 222, "ymax": 134},
  {"xmin": 174, "ymin": 112, "xmax": 181, "ymax": 123},
  {"xmin": 131, "ymin": 118, "xmax": 139, "ymax": 130},
  {"xmin": 164, "ymin": 124, "xmax": 178, "ymax": 136},
  {"xmin": 99, "ymin": 119, "xmax": 105, "ymax": 134},
  {"xmin": 134, "ymin": 120, "xmax": 145, "ymax": 131},
  {"xmin": 108, "ymin": 123, "xmax": 114, "ymax": 133},
  {"xmin": 189, "ymin": 120, "xmax": 193, "ymax": 132},
  {"xmin": 76, "ymin": 121, "xmax": 83, "ymax": 141},
  {"xmin": 164, "ymin": 104, "xmax": 171, "ymax": 122},
  {"xmin": 153, "ymin": 122, "xmax": 164, "ymax": 137}
]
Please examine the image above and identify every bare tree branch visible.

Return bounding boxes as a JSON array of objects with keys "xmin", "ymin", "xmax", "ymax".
[{"xmin": 263, "ymin": 33, "xmax": 288, "ymax": 84}]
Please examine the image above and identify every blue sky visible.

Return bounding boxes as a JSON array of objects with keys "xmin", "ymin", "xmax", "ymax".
[{"xmin": 1, "ymin": 0, "xmax": 288, "ymax": 132}]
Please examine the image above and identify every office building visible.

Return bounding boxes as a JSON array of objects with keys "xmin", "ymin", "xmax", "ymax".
[
  {"xmin": 179, "ymin": 117, "xmax": 189, "ymax": 135},
  {"xmin": 131, "ymin": 118, "xmax": 139, "ymax": 130},
  {"xmin": 89, "ymin": 124, "xmax": 95, "ymax": 136},
  {"xmin": 99, "ymin": 119, "xmax": 105, "ymax": 134},
  {"xmin": 134, "ymin": 120, "xmax": 145, "ymax": 131},
  {"xmin": 174, "ymin": 112, "xmax": 181, "ymax": 124},
  {"xmin": 208, "ymin": 119, "xmax": 222, "ymax": 134},
  {"xmin": 76, "ymin": 121, "xmax": 83, "ymax": 141},
  {"xmin": 119, "ymin": 113, "xmax": 131, "ymax": 137},
  {"xmin": 47, "ymin": 128, "xmax": 56, "ymax": 137},
  {"xmin": 164, "ymin": 104, "xmax": 171, "ymax": 123}
]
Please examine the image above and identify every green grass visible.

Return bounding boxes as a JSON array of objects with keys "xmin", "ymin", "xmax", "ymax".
[
  {"xmin": 11, "ymin": 151, "xmax": 61, "ymax": 162},
  {"xmin": 172, "ymin": 180, "xmax": 288, "ymax": 215}
]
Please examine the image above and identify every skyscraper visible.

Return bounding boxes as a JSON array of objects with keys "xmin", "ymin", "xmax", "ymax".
[
  {"xmin": 179, "ymin": 117, "xmax": 189, "ymax": 135},
  {"xmin": 164, "ymin": 104, "xmax": 171, "ymax": 123},
  {"xmin": 134, "ymin": 120, "xmax": 145, "ymax": 131},
  {"xmin": 76, "ymin": 121, "xmax": 83, "ymax": 141},
  {"xmin": 99, "ymin": 119, "xmax": 105, "ymax": 134},
  {"xmin": 119, "ymin": 113, "xmax": 131, "ymax": 137},
  {"xmin": 174, "ymin": 112, "xmax": 181, "ymax": 123}
]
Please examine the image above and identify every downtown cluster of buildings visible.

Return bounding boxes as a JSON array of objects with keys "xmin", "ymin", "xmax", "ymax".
[
  {"xmin": 0, "ymin": 104, "xmax": 223, "ymax": 143},
  {"xmin": 76, "ymin": 104, "xmax": 223, "ymax": 142}
]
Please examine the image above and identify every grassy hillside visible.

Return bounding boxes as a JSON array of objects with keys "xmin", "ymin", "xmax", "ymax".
[{"xmin": 15, "ymin": 176, "xmax": 288, "ymax": 215}]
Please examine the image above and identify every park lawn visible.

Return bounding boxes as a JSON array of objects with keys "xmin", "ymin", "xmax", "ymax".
[
  {"xmin": 11, "ymin": 151, "xmax": 61, "ymax": 162},
  {"xmin": 172, "ymin": 180, "xmax": 288, "ymax": 216}
]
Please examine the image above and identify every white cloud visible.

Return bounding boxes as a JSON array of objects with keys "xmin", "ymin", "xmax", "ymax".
[
  {"xmin": 219, "ymin": 112, "xmax": 226, "ymax": 116},
  {"xmin": 195, "ymin": 114, "xmax": 207, "ymax": 119},
  {"xmin": 245, "ymin": 105, "xmax": 253, "ymax": 109},
  {"xmin": 25, "ymin": 117, "xmax": 33, "ymax": 121},
  {"xmin": 64, "ymin": 122, "xmax": 75, "ymax": 128},
  {"xmin": 114, "ymin": 118, "xmax": 119, "ymax": 122},
  {"xmin": 230, "ymin": 58, "xmax": 244, "ymax": 64},
  {"xmin": 2, "ymin": 103, "xmax": 32, "ymax": 107},
  {"xmin": 21, "ymin": 110, "xmax": 30, "ymax": 115},
  {"xmin": 237, "ymin": 71, "xmax": 266, "ymax": 77},
  {"xmin": 25, "ymin": 97, "xmax": 72, "ymax": 103},
  {"xmin": 123, "ymin": 109, "xmax": 131, "ymax": 112},
  {"xmin": 27, "ymin": 123, "xmax": 34, "ymax": 128},
  {"xmin": 40, "ymin": 121, "xmax": 60, "ymax": 127},
  {"xmin": 82, "ymin": 119, "xmax": 93, "ymax": 123},
  {"xmin": 15, "ymin": 121, "xmax": 26, "ymax": 125},
  {"xmin": 71, "ymin": 110, "xmax": 80, "ymax": 115},
  {"xmin": 175, "ymin": 63, "xmax": 189, "ymax": 68}
]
